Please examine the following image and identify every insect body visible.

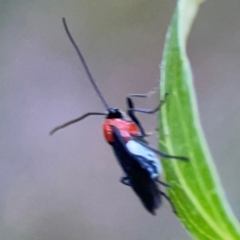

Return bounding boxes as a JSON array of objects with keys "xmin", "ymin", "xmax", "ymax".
[
  {"xmin": 50, "ymin": 18, "xmax": 188, "ymax": 215},
  {"xmin": 103, "ymin": 116, "xmax": 140, "ymax": 143}
]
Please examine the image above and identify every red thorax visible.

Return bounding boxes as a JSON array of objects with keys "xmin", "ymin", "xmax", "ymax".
[{"xmin": 103, "ymin": 119, "xmax": 140, "ymax": 143}]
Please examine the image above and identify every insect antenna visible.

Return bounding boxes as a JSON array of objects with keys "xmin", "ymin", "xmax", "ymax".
[
  {"xmin": 62, "ymin": 17, "xmax": 110, "ymax": 110},
  {"xmin": 50, "ymin": 112, "xmax": 107, "ymax": 135}
]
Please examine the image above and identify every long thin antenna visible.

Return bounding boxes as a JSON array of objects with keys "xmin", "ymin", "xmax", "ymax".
[
  {"xmin": 50, "ymin": 112, "xmax": 106, "ymax": 135},
  {"xmin": 62, "ymin": 17, "xmax": 110, "ymax": 110}
]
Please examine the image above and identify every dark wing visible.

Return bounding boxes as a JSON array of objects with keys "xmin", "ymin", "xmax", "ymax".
[
  {"xmin": 110, "ymin": 125, "xmax": 161, "ymax": 215},
  {"xmin": 128, "ymin": 163, "xmax": 162, "ymax": 215}
]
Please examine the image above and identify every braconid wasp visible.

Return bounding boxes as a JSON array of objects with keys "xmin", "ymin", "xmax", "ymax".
[{"xmin": 50, "ymin": 18, "xmax": 188, "ymax": 215}]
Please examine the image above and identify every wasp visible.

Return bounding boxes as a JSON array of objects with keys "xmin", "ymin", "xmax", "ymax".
[{"xmin": 50, "ymin": 18, "xmax": 188, "ymax": 215}]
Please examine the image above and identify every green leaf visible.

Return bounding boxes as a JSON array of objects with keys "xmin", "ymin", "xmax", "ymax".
[{"xmin": 158, "ymin": 0, "xmax": 240, "ymax": 239}]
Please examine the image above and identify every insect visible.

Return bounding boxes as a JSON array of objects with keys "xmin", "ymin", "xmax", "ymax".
[{"xmin": 50, "ymin": 17, "xmax": 188, "ymax": 215}]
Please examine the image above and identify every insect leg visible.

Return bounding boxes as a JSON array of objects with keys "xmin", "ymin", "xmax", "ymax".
[
  {"xmin": 131, "ymin": 137, "xmax": 189, "ymax": 162},
  {"xmin": 126, "ymin": 93, "xmax": 168, "ymax": 136},
  {"xmin": 127, "ymin": 87, "xmax": 158, "ymax": 100},
  {"xmin": 156, "ymin": 179, "xmax": 171, "ymax": 188},
  {"xmin": 160, "ymin": 191, "xmax": 177, "ymax": 215},
  {"xmin": 129, "ymin": 93, "xmax": 168, "ymax": 115},
  {"xmin": 50, "ymin": 112, "xmax": 106, "ymax": 135},
  {"xmin": 127, "ymin": 97, "xmax": 146, "ymax": 137},
  {"xmin": 120, "ymin": 174, "xmax": 131, "ymax": 186}
]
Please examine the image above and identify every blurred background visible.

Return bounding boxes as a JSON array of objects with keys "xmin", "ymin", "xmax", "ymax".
[{"xmin": 0, "ymin": 0, "xmax": 240, "ymax": 239}]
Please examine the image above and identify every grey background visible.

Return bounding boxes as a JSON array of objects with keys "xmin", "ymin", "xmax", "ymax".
[{"xmin": 0, "ymin": 0, "xmax": 240, "ymax": 239}]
